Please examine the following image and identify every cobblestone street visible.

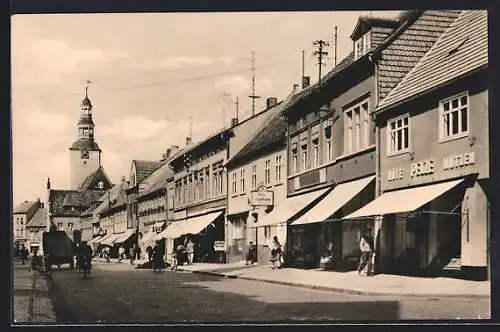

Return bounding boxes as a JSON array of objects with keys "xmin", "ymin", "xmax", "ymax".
[{"xmin": 30, "ymin": 263, "xmax": 490, "ymax": 323}]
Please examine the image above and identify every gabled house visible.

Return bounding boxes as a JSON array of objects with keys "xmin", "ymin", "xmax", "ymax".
[
  {"xmin": 13, "ymin": 199, "xmax": 44, "ymax": 252},
  {"xmin": 278, "ymin": 10, "xmax": 461, "ymax": 269},
  {"xmin": 344, "ymin": 10, "xmax": 489, "ymax": 279}
]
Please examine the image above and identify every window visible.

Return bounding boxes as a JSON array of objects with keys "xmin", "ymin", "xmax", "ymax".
[
  {"xmin": 301, "ymin": 144, "xmax": 308, "ymax": 171},
  {"xmin": 387, "ymin": 114, "xmax": 410, "ymax": 154},
  {"xmin": 265, "ymin": 160, "xmax": 271, "ymax": 185},
  {"xmin": 264, "ymin": 226, "xmax": 271, "ymax": 240},
  {"xmin": 324, "ymin": 120, "xmax": 333, "ymax": 162},
  {"xmin": 312, "ymin": 138, "xmax": 319, "ymax": 168},
  {"xmin": 275, "ymin": 155, "xmax": 282, "ymax": 182},
  {"xmin": 68, "ymin": 223, "xmax": 74, "ymax": 232},
  {"xmin": 232, "ymin": 171, "xmax": 237, "ymax": 194},
  {"xmin": 344, "ymin": 99, "xmax": 369, "ymax": 154},
  {"xmin": 57, "ymin": 222, "xmax": 64, "ymax": 231},
  {"xmin": 439, "ymin": 92, "xmax": 469, "ymax": 141},
  {"xmin": 251, "ymin": 165, "xmax": 257, "ymax": 189},
  {"xmin": 354, "ymin": 31, "xmax": 372, "ymax": 60},
  {"xmin": 291, "ymin": 147, "xmax": 298, "ymax": 174},
  {"xmin": 240, "ymin": 169, "xmax": 245, "ymax": 192}
]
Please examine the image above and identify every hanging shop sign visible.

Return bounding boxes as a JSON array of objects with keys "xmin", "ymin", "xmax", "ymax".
[
  {"xmin": 213, "ymin": 241, "xmax": 226, "ymax": 252},
  {"xmin": 410, "ymin": 159, "xmax": 434, "ymax": 178},
  {"xmin": 249, "ymin": 184, "xmax": 274, "ymax": 207},
  {"xmin": 443, "ymin": 152, "xmax": 475, "ymax": 170}
]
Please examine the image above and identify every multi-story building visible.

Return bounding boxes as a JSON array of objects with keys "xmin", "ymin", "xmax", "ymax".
[
  {"xmin": 13, "ymin": 199, "xmax": 44, "ymax": 253},
  {"xmin": 225, "ymin": 95, "xmax": 293, "ymax": 263},
  {"xmin": 275, "ymin": 10, "xmax": 461, "ymax": 269},
  {"xmin": 25, "ymin": 205, "xmax": 52, "ymax": 254},
  {"xmin": 137, "ymin": 146, "xmax": 181, "ymax": 254},
  {"xmin": 345, "ymin": 10, "xmax": 489, "ymax": 280}
]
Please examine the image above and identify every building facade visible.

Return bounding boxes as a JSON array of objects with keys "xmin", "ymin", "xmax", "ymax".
[
  {"xmin": 225, "ymin": 98, "xmax": 289, "ymax": 263},
  {"xmin": 346, "ymin": 10, "xmax": 489, "ymax": 280},
  {"xmin": 25, "ymin": 205, "xmax": 51, "ymax": 254},
  {"xmin": 279, "ymin": 10, "xmax": 461, "ymax": 269},
  {"xmin": 13, "ymin": 200, "xmax": 44, "ymax": 252}
]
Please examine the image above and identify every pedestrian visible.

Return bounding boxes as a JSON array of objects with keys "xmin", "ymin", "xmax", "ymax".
[
  {"xmin": 20, "ymin": 246, "xmax": 28, "ymax": 265},
  {"xmin": 358, "ymin": 234, "xmax": 374, "ymax": 276},
  {"xmin": 270, "ymin": 236, "xmax": 283, "ymax": 269},
  {"xmin": 152, "ymin": 241, "xmax": 164, "ymax": 272},
  {"xmin": 118, "ymin": 246, "xmax": 125, "ymax": 263},
  {"xmin": 146, "ymin": 245, "xmax": 153, "ymax": 262},
  {"xmin": 175, "ymin": 243, "xmax": 186, "ymax": 266},
  {"xmin": 186, "ymin": 238, "xmax": 195, "ymax": 265},
  {"xmin": 245, "ymin": 241, "xmax": 257, "ymax": 265},
  {"xmin": 104, "ymin": 247, "xmax": 111, "ymax": 263},
  {"xmin": 129, "ymin": 246, "xmax": 135, "ymax": 265},
  {"xmin": 135, "ymin": 245, "xmax": 142, "ymax": 261}
]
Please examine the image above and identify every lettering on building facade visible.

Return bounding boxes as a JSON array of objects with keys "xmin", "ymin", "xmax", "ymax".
[
  {"xmin": 410, "ymin": 159, "xmax": 434, "ymax": 178},
  {"xmin": 443, "ymin": 152, "xmax": 475, "ymax": 170},
  {"xmin": 249, "ymin": 184, "xmax": 274, "ymax": 207},
  {"xmin": 387, "ymin": 168, "xmax": 404, "ymax": 181}
]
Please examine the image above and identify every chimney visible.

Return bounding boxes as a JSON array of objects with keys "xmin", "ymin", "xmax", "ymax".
[
  {"xmin": 121, "ymin": 176, "xmax": 126, "ymax": 183},
  {"xmin": 171, "ymin": 145, "xmax": 180, "ymax": 154},
  {"xmin": 230, "ymin": 117, "xmax": 238, "ymax": 127},
  {"xmin": 46, "ymin": 177, "xmax": 51, "ymax": 190},
  {"xmin": 266, "ymin": 97, "xmax": 278, "ymax": 109},
  {"xmin": 186, "ymin": 137, "xmax": 192, "ymax": 146},
  {"xmin": 302, "ymin": 76, "xmax": 310, "ymax": 89},
  {"xmin": 292, "ymin": 84, "xmax": 300, "ymax": 94}
]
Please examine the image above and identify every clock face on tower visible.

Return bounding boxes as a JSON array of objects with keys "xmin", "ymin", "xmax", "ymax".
[{"xmin": 81, "ymin": 150, "xmax": 89, "ymax": 159}]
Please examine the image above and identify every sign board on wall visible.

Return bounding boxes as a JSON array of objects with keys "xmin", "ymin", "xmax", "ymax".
[{"xmin": 249, "ymin": 185, "xmax": 274, "ymax": 207}]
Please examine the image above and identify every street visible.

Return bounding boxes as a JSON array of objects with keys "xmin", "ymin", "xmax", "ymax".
[{"xmin": 27, "ymin": 263, "xmax": 490, "ymax": 323}]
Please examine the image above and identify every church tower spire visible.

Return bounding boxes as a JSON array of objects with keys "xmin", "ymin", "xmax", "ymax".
[{"xmin": 69, "ymin": 82, "xmax": 102, "ymax": 189}]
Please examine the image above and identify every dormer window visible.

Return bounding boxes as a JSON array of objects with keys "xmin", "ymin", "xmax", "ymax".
[{"xmin": 354, "ymin": 30, "xmax": 372, "ymax": 60}]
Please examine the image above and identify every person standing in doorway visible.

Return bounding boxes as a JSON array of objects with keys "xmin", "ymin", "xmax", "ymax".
[
  {"xmin": 358, "ymin": 234, "xmax": 374, "ymax": 276},
  {"xmin": 186, "ymin": 238, "xmax": 195, "ymax": 265}
]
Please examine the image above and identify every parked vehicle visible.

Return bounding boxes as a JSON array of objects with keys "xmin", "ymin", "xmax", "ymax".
[{"xmin": 42, "ymin": 231, "xmax": 76, "ymax": 270}]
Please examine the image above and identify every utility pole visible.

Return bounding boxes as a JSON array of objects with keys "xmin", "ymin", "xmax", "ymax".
[
  {"xmin": 313, "ymin": 40, "xmax": 329, "ymax": 86},
  {"xmin": 301, "ymin": 50, "xmax": 305, "ymax": 80},
  {"xmin": 235, "ymin": 96, "xmax": 239, "ymax": 121},
  {"xmin": 334, "ymin": 26, "xmax": 338, "ymax": 67},
  {"xmin": 248, "ymin": 51, "xmax": 261, "ymax": 116}
]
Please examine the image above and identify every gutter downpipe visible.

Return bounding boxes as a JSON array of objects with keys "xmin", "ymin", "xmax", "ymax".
[{"xmin": 371, "ymin": 52, "xmax": 383, "ymax": 274}]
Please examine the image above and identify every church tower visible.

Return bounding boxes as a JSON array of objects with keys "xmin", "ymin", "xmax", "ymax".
[{"xmin": 69, "ymin": 85, "xmax": 102, "ymax": 189}]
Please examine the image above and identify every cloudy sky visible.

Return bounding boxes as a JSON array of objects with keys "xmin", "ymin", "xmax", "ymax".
[{"xmin": 11, "ymin": 10, "xmax": 402, "ymax": 207}]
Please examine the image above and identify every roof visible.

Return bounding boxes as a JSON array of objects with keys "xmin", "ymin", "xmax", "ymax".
[
  {"xmin": 376, "ymin": 10, "xmax": 487, "ymax": 113},
  {"xmin": 26, "ymin": 208, "xmax": 47, "ymax": 228},
  {"xmin": 13, "ymin": 201, "xmax": 37, "ymax": 214},
  {"xmin": 78, "ymin": 166, "xmax": 113, "ymax": 191},
  {"xmin": 98, "ymin": 182, "xmax": 130, "ymax": 215},
  {"xmin": 350, "ymin": 16, "xmax": 400, "ymax": 39},
  {"xmin": 81, "ymin": 183, "xmax": 123, "ymax": 216},
  {"xmin": 133, "ymin": 160, "xmax": 163, "ymax": 184},
  {"xmin": 225, "ymin": 93, "xmax": 295, "ymax": 168},
  {"xmin": 49, "ymin": 189, "xmax": 104, "ymax": 217},
  {"xmin": 77, "ymin": 116, "xmax": 94, "ymax": 126},
  {"xmin": 69, "ymin": 138, "xmax": 101, "ymax": 151}
]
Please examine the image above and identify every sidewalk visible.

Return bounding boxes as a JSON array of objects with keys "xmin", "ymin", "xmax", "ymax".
[
  {"xmin": 13, "ymin": 263, "xmax": 56, "ymax": 323},
  {"xmin": 179, "ymin": 264, "xmax": 491, "ymax": 299}
]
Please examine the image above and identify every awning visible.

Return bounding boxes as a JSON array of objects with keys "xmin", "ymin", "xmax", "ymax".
[
  {"xmin": 250, "ymin": 188, "xmax": 329, "ymax": 228},
  {"xmin": 114, "ymin": 229, "xmax": 135, "ymax": 244},
  {"xmin": 343, "ymin": 178, "xmax": 465, "ymax": 219},
  {"xmin": 95, "ymin": 233, "xmax": 113, "ymax": 245},
  {"xmin": 156, "ymin": 211, "xmax": 223, "ymax": 239},
  {"xmin": 88, "ymin": 235, "xmax": 104, "ymax": 245},
  {"xmin": 101, "ymin": 233, "xmax": 122, "ymax": 246},
  {"xmin": 291, "ymin": 176, "xmax": 375, "ymax": 225}
]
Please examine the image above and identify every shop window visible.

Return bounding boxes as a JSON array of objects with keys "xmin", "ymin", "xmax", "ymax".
[
  {"xmin": 240, "ymin": 169, "xmax": 245, "ymax": 193},
  {"xmin": 344, "ymin": 99, "xmax": 369, "ymax": 154},
  {"xmin": 439, "ymin": 92, "xmax": 469, "ymax": 141},
  {"xmin": 265, "ymin": 160, "xmax": 271, "ymax": 185},
  {"xmin": 387, "ymin": 113, "xmax": 410, "ymax": 155},
  {"xmin": 251, "ymin": 165, "xmax": 257, "ymax": 189},
  {"xmin": 275, "ymin": 155, "xmax": 282, "ymax": 182}
]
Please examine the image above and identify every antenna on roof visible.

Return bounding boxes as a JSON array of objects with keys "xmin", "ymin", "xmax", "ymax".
[
  {"xmin": 248, "ymin": 51, "xmax": 261, "ymax": 116},
  {"xmin": 189, "ymin": 116, "xmax": 193, "ymax": 140},
  {"xmin": 334, "ymin": 26, "xmax": 338, "ymax": 67}
]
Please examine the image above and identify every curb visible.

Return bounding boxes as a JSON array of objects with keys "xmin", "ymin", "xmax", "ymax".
[{"xmin": 187, "ymin": 270, "xmax": 490, "ymax": 300}]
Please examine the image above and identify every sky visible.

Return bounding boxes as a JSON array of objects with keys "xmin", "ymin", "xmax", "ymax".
[{"xmin": 11, "ymin": 10, "xmax": 402, "ymax": 207}]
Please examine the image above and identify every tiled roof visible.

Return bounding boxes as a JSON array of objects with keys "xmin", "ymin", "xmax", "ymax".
[
  {"xmin": 134, "ymin": 160, "xmax": 163, "ymax": 184},
  {"xmin": 49, "ymin": 189, "xmax": 104, "ymax": 217},
  {"xmin": 78, "ymin": 166, "xmax": 112, "ymax": 191},
  {"xmin": 69, "ymin": 138, "xmax": 101, "ymax": 151},
  {"xmin": 81, "ymin": 183, "xmax": 122, "ymax": 216},
  {"xmin": 375, "ymin": 10, "xmax": 462, "ymax": 101},
  {"xmin": 225, "ymin": 92, "xmax": 295, "ymax": 168},
  {"xmin": 350, "ymin": 16, "xmax": 400, "ymax": 39},
  {"xmin": 376, "ymin": 10, "xmax": 487, "ymax": 112},
  {"xmin": 98, "ymin": 182, "xmax": 130, "ymax": 215},
  {"xmin": 26, "ymin": 208, "xmax": 47, "ymax": 228},
  {"xmin": 13, "ymin": 201, "xmax": 37, "ymax": 214}
]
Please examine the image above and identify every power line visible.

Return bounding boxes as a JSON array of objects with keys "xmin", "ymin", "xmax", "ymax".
[{"xmin": 313, "ymin": 39, "xmax": 329, "ymax": 86}]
